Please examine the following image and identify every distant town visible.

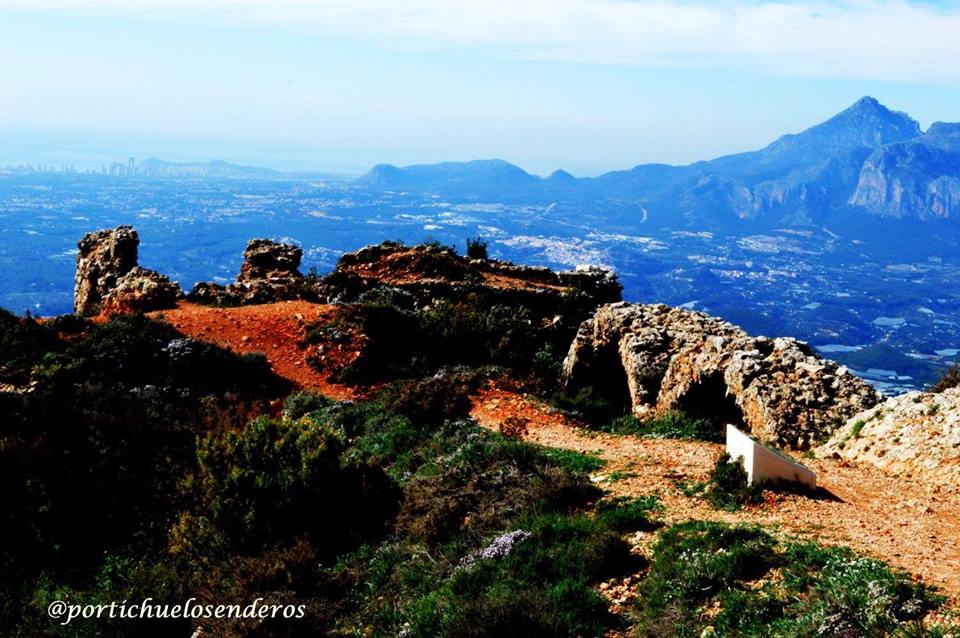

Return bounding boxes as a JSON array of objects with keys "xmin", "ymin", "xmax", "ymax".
[{"xmin": 3, "ymin": 158, "xmax": 143, "ymax": 177}]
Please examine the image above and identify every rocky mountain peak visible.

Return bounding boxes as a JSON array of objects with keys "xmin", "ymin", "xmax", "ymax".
[{"xmin": 764, "ymin": 96, "xmax": 921, "ymax": 160}]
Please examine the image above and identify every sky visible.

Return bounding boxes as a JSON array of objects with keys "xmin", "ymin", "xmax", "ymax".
[{"xmin": 3, "ymin": 0, "xmax": 960, "ymax": 175}]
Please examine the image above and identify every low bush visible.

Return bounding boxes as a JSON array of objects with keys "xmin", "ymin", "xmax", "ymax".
[
  {"xmin": 633, "ymin": 521, "xmax": 946, "ymax": 638},
  {"xmin": 282, "ymin": 390, "xmax": 334, "ymax": 420},
  {"xmin": 593, "ymin": 411, "xmax": 723, "ymax": 442},
  {"xmin": 931, "ymin": 361, "xmax": 960, "ymax": 393},
  {"xmin": 172, "ymin": 416, "xmax": 400, "ymax": 558},
  {"xmin": 704, "ymin": 453, "xmax": 765, "ymax": 511},
  {"xmin": 378, "ymin": 372, "xmax": 477, "ymax": 425},
  {"xmin": 594, "ymin": 496, "xmax": 662, "ymax": 532},
  {"xmin": 466, "ymin": 236, "xmax": 489, "ymax": 260}
]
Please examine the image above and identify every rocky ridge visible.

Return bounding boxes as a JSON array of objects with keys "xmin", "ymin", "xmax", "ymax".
[
  {"xmin": 186, "ymin": 238, "xmax": 622, "ymax": 320},
  {"xmin": 818, "ymin": 387, "xmax": 960, "ymax": 487},
  {"xmin": 849, "ymin": 121, "xmax": 960, "ymax": 219},
  {"xmin": 74, "ymin": 226, "xmax": 182, "ymax": 316},
  {"xmin": 324, "ymin": 241, "xmax": 622, "ymax": 310},
  {"xmin": 562, "ymin": 303, "xmax": 880, "ymax": 448}
]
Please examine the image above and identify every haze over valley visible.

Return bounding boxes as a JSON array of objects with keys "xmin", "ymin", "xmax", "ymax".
[{"xmin": 4, "ymin": 97, "xmax": 960, "ymax": 392}]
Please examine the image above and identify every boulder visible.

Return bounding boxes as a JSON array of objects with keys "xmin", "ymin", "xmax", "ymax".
[
  {"xmin": 74, "ymin": 226, "xmax": 181, "ymax": 315},
  {"xmin": 238, "ymin": 238, "xmax": 304, "ymax": 282},
  {"xmin": 562, "ymin": 302, "xmax": 880, "ymax": 449},
  {"xmin": 100, "ymin": 267, "xmax": 183, "ymax": 315}
]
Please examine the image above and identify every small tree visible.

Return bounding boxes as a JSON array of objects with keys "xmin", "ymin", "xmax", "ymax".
[
  {"xmin": 466, "ymin": 236, "xmax": 489, "ymax": 260},
  {"xmin": 931, "ymin": 361, "xmax": 960, "ymax": 393}
]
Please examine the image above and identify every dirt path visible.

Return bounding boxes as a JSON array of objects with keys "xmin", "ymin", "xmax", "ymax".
[{"xmin": 471, "ymin": 386, "xmax": 960, "ymax": 606}]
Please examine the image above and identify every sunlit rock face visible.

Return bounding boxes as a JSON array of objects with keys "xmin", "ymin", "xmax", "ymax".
[
  {"xmin": 562, "ymin": 302, "xmax": 880, "ymax": 449},
  {"xmin": 74, "ymin": 226, "xmax": 181, "ymax": 316}
]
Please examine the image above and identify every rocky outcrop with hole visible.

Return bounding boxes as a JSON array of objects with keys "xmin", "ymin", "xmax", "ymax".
[
  {"xmin": 818, "ymin": 388, "xmax": 960, "ymax": 487},
  {"xmin": 74, "ymin": 226, "xmax": 181, "ymax": 316},
  {"xmin": 562, "ymin": 302, "xmax": 880, "ymax": 449}
]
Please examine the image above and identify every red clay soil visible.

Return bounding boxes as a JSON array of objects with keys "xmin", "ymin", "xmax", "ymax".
[
  {"xmin": 150, "ymin": 300, "xmax": 359, "ymax": 401},
  {"xmin": 471, "ymin": 384, "xmax": 960, "ymax": 609}
]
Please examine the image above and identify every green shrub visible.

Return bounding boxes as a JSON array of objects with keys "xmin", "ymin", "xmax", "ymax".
[
  {"xmin": 931, "ymin": 361, "xmax": 960, "ymax": 393},
  {"xmin": 399, "ymin": 513, "xmax": 633, "ymax": 637},
  {"xmin": 594, "ymin": 411, "xmax": 723, "ymax": 442},
  {"xmin": 378, "ymin": 373, "xmax": 476, "ymax": 425},
  {"xmin": 466, "ymin": 236, "xmax": 489, "ymax": 260},
  {"xmin": 172, "ymin": 416, "xmax": 399, "ymax": 558},
  {"xmin": 395, "ymin": 435, "xmax": 600, "ymax": 544},
  {"xmin": 594, "ymin": 496, "xmax": 662, "ymax": 532},
  {"xmin": 283, "ymin": 390, "xmax": 334, "ymax": 420},
  {"xmin": 632, "ymin": 521, "xmax": 947, "ymax": 638},
  {"xmin": 705, "ymin": 453, "xmax": 765, "ymax": 511}
]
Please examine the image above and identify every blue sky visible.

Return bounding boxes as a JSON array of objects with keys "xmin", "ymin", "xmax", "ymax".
[{"xmin": 3, "ymin": 1, "xmax": 960, "ymax": 175}]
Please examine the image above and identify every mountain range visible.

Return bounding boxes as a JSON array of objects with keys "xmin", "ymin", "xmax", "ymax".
[{"xmin": 355, "ymin": 97, "xmax": 960, "ymax": 227}]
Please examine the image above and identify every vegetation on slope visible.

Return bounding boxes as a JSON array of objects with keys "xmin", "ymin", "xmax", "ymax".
[{"xmin": 2, "ymin": 306, "xmax": 958, "ymax": 637}]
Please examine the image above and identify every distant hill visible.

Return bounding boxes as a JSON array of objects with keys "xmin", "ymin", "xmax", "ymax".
[
  {"xmin": 355, "ymin": 159, "xmax": 540, "ymax": 193},
  {"xmin": 136, "ymin": 158, "xmax": 345, "ymax": 181},
  {"xmin": 352, "ymin": 97, "xmax": 960, "ymax": 228}
]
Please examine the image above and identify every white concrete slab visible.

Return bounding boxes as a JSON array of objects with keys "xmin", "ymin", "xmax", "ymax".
[{"xmin": 725, "ymin": 424, "xmax": 816, "ymax": 489}]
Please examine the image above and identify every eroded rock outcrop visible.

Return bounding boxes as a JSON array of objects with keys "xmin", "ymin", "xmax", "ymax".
[
  {"xmin": 562, "ymin": 303, "xmax": 880, "ymax": 448},
  {"xmin": 187, "ymin": 239, "xmax": 621, "ymax": 315},
  {"xmin": 74, "ymin": 226, "xmax": 181, "ymax": 316},
  {"xmin": 187, "ymin": 239, "xmax": 310, "ymax": 306},
  {"xmin": 318, "ymin": 241, "xmax": 622, "ymax": 315},
  {"xmin": 818, "ymin": 388, "xmax": 960, "ymax": 487}
]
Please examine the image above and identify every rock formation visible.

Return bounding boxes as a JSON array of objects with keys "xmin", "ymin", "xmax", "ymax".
[
  {"xmin": 74, "ymin": 226, "xmax": 181, "ymax": 316},
  {"xmin": 187, "ymin": 239, "xmax": 622, "ymax": 317},
  {"xmin": 562, "ymin": 303, "xmax": 880, "ymax": 449},
  {"xmin": 818, "ymin": 388, "xmax": 960, "ymax": 487},
  {"xmin": 319, "ymin": 241, "xmax": 622, "ymax": 313},
  {"xmin": 188, "ymin": 239, "xmax": 309, "ymax": 306},
  {"xmin": 849, "ymin": 121, "xmax": 960, "ymax": 220}
]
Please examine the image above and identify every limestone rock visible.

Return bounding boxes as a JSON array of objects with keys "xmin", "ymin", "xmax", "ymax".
[
  {"xmin": 318, "ymin": 241, "xmax": 621, "ymax": 314},
  {"xmin": 74, "ymin": 226, "xmax": 181, "ymax": 315},
  {"xmin": 187, "ymin": 238, "xmax": 311, "ymax": 306},
  {"xmin": 237, "ymin": 239, "xmax": 304, "ymax": 283},
  {"xmin": 817, "ymin": 388, "xmax": 960, "ymax": 487},
  {"xmin": 562, "ymin": 302, "xmax": 880, "ymax": 449},
  {"xmin": 100, "ymin": 266, "xmax": 182, "ymax": 315}
]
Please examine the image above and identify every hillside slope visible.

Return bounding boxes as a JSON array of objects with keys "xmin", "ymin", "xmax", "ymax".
[{"xmin": 153, "ymin": 299, "xmax": 960, "ymax": 605}]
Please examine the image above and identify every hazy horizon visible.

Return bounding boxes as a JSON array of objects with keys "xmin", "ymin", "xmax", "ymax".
[{"xmin": 4, "ymin": 1, "xmax": 960, "ymax": 175}]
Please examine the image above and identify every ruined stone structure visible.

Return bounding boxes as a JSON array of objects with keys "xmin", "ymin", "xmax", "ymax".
[
  {"xmin": 188, "ymin": 239, "xmax": 622, "ymax": 316},
  {"xmin": 74, "ymin": 226, "xmax": 181, "ymax": 316},
  {"xmin": 321, "ymin": 242, "xmax": 622, "ymax": 312},
  {"xmin": 818, "ymin": 387, "xmax": 960, "ymax": 487},
  {"xmin": 188, "ymin": 238, "xmax": 309, "ymax": 306},
  {"xmin": 562, "ymin": 302, "xmax": 880, "ymax": 449}
]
